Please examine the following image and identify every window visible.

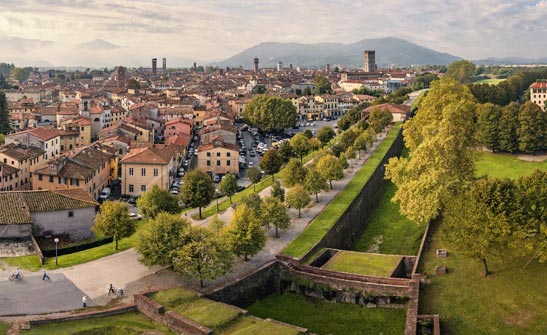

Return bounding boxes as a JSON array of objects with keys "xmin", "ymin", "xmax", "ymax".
[
  {"xmin": 217, "ymin": 160, "xmax": 221, "ymax": 166},
  {"xmin": 227, "ymin": 152, "xmax": 231, "ymax": 157},
  {"xmin": 38, "ymin": 174, "xmax": 43, "ymax": 181},
  {"xmin": 207, "ymin": 152, "xmax": 211, "ymax": 157},
  {"xmin": 141, "ymin": 168, "xmax": 146, "ymax": 176},
  {"xmin": 129, "ymin": 168, "xmax": 134, "ymax": 176},
  {"xmin": 227, "ymin": 160, "xmax": 231, "ymax": 166},
  {"xmin": 153, "ymin": 168, "xmax": 158, "ymax": 177},
  {"xmin": 207, "ymin": 160, "xmax": 211, "ymax": 166},
  {"xmin": 68, "ymin": 211, "xmax": 74, "ymax": 218},
  {"xmin": 49, "ymin": 176, "xmax": 54, "ymax": 183},
  {"xmin": 129, "ymin": 184, "xmax": 134, "ymax": 192},
  {"xmin": 141, "ymin": 185, "xmax": 146, "ymax": 192}
]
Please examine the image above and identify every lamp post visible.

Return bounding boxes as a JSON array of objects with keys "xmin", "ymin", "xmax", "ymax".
[
  {"xmin": 54, "ymin": 238, "xmax": 59, "ymax": 266},
  {"xmin": 216, "ymin": 189, "xmax": 219, "ymax": 212}
]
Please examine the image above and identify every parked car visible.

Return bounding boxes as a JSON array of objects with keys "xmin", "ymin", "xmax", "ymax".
[
  {"xmin": 249, "ymin": 162, "xmax": 254, "ymax": 167},
  {"xmin": 213, "ymin": 175, "xmax": 221, "ymax": 183},
  {"xmin": 128, "ymin": 196, "xmax": 139, "ymax": 205},
  {"xmin": 128, "ymin": 213, "xmax": 143, "ymax": 220},
  {"xmin": 170, "ymin": 190, "xmax": 179, "ymax": 195},
  {"xmin": 99, "ymin": 188, "xmax": 111, "ymax": 200}
]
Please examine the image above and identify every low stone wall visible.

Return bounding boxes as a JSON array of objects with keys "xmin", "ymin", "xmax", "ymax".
[
  {"xmin": 417, "ymin": 314, "xmax": 441, "ymax": 335},
  {"xmin": 30, "ymin": 234, "xmax": 44, "ymax": 265},
  {"xmin": 404, "ymin": 274, "xmax": 421, "ymax": 335},
  {"xmin": 134, "ymin": 293, "xmax": 213, "ymax": 335},
  {"xmin": 205, "ymin": 261, "xmax": 280, "ymax": 308},
  {"xmin": 29, "ymin": 305, "xmax": 137, "ymax": 325}
]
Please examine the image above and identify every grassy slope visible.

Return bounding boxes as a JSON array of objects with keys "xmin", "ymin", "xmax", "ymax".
[
  {"xmin": 282, "ymin": 124, "xmax": 402, "ymax": 258},
  {"xmin": 421, "ymin": 152, "xmax": 547, "ymax": 334},
  {"xmin": 25, "ymin": 312, "xmax": 173, "ymax": 335},
  {"xmin": 323, "ymin": 251, "xmax": 402, "ymax": 277},
  {"xmin": 248, "ymin": 293, "xmax": 406, "ymax": 335},
  {"xmin": 473, "ymin": 78, "xmax": 506, "ymax": 85},
  {"xmin": 219, "ymin": 315, "xmax": 300, "ymax": 335}
]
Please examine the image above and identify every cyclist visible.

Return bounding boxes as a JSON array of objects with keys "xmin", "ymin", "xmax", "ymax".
[{"xmin": 15, "ymin": 268, "xmax": 21, "ymax": 280}]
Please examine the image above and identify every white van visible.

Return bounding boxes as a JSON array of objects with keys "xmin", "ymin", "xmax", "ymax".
[{"xmin": 99, "ymin": 187, "xmax": 111, "ymax": 200}]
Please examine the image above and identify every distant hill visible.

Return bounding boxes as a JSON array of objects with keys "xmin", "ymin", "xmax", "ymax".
[
  {"xmin": 473, "ymin": 57, "xmax": 547, "ymax": 65},
  {"xmin": 213, "ymin": 37, "xmax": 461, "ymax": 69},
  {"xmin": 77, "ymin": 39, "xmax": 121, "ymax": 50}
]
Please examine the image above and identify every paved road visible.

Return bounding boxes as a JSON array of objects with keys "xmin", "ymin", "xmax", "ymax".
[{"xmin": 0, "ymin": 273, "xmax": 94, "ymax": 315}]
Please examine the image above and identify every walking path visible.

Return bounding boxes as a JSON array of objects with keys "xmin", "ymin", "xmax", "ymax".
[{"xmin": 0, "ymin": 126, "xmax": 391, "ymax": 320}]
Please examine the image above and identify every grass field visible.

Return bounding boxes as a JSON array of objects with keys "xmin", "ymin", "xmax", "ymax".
[
  {"xmin": 475, "ymin": 151, "xmax": 546, "ymax": 179},
  {"xmin": 281, "ymin": 124, "xmax": 402, "ymax": 258},
  {"xmin": 150, "ymin": 287, "xmax": 240, "ymax": 328},
  {"xmin": 473, "ymin": 78, "xmax": 506, "ymax": 85},
  {"xmin": 218, "ymin": 315, "xmax": 301, "ymax": 335},
  {"xmin": 322, "ymin": 250, "xmax": 402, "ymax": 277},
  {"xmin": 247, "ymin": 292, "xmax": 406, "ymax": 335},
  {"xmin": 353, "ymin": 182, "xmax": 423, "ymax": 255},
  {"xmin": 24, "ymin": 312, "xmax": 173, "ymax": 335},
  {"xmin": 0, "ymin": 321, "xmax": 9, "ymax": 335}
]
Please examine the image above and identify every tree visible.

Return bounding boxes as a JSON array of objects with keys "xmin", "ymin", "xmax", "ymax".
[
  {"xmin": 385, "ymin": 78, "xmax": 477, "ymax": 224},
  {"xmin": 290, "ymin": 133, "xmax": 311, "ymax": 163},
  {"xmin": 277, "ymin": 141, "xmax": 294, "ymax": 162},
  {"xmin": 253, "ymin": 84, "xmax": 267, "ymax": 94},
  {"xmin": 498, "ymin": 102, "xmax": 520, "ymax": 153},
  {"xmin": 208, "ymin": 215, "xmax": 226, "ymax": 233},
  {"xmin": 261, "ymin": 196, "xmax": 290, "ymax": 237},
  {"xmin": 224, "ymin": 204, "xmax": 266, "ymax": 260},
  {"xmin": 517, "ymin": 101, "xmax": 544, "ymax": 153},
  {"xmin": 412, "ymin": 72, "xmax": 438, "ymax": 90},
  {"xmin": 316, "ymin": 126, "xmax": 336, "ymax": 147},
  {"xmin": 445, "ymin": 178, "xmax": 518, "ymax": 276},
  {"xmin": 345, "ymin": 146, "xmax": 356, "ymax": 168},
  {"xmin": 0, "ymin": 93, "xmax": 11, "ymax": 134},
  {"xmin": 303, "ymin": 87, "xmax": 312, "ymax": 96},
  {"xmin": 368, "ymin": 108, "xmax": 393, "ymax": 133},
  {"xmin": 338, "ymin": 152, "xmax": 349, "ymax": 169},
  {"xmin": 136, "ymin": 185, "xmax": 180, "ymax": 219},
  {"xmin": 304, "ymin": 168, "xmax": 329, "ymax": 203},
  {"xmin": 136, "ymin": 212, "xmax": 190, "ymax": 266},
  {"xmin": 173, "ymin": 226, "xmax": 233, "ymax": 288},
  {"xmin": 260, "ymin": 150, "xmax": 283, "ymax": 182},
  {"xmin": 126, "ymin": 78, "xmax": 141, "ymax": 90},
  {"xmin": 218, "ymin": 173, "xmax": 238, "ymax": 203},
  {"xmin": 445, "ymin": 60, "xmax": 476, "ymax": 84},
  {"xmin": 95, "ymin": 201, "xmax": 136, "ymax": 250},
  {"xmin": 313, "ymin": 75, "xmax": 333, "ymax": 95},
  {"xmin": 271, "ymin": 179, "xmax": 285, "ymax": 202},
  {"xmin": 246, "ymin": 166, "xmax": 262, "ymax": 192},
  {"xmin": 286, "ymin": 184, "xmax": 311, "ymax": 218},
  {"xmin": 180, "ymin": 169, "xmax": 215, "ymax": 219},
  {"xmin": 477, "ymin": 103, "xmax": 502, "ymax": 152},
  {"xmin": 353, "ymin": 128, "xmax": 375, "ymax": 158},
  {"xmin": 239, "ymin": 193, "xmax": 263, "ymax": 217},
  {"xmin": 283, "ymin": 158, "xmax": 307, "ymax": 187},
  {"xmin": 316, "ymin": 154, "xmax": 343, "ymax": 189},
  {"xmin": 242, "ymin": 95, "xmax": 298, "ymax": 132}
]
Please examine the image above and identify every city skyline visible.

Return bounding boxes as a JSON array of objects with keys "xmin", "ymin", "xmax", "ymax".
[{"xmin": 1, "ymin": 0, "xmax": 547, "ymax": 67}]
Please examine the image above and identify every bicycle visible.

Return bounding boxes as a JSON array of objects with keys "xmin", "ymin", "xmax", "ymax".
[{"xmin": 8, "ymin": 273, "xmax": 23, "ymax": 281}]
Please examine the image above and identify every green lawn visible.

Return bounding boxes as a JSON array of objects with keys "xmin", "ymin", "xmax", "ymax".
[
  {"xmin": 282, "ymin": 124, "xmax": 402, "ymax": 258},
  {"xmin": 322, "ymin": 250, "xmax": 402, "ymax": 277},
  {"xmin": 150, "ymin": 287, "xmax": 240, "ymax": 329},
  {"xmin": 420, "ymin": 222, "xmax": 547, "ymax": 334},
  {"xmin": 475, "ymin": 151, "xmax": 546, "ymax": 179},
  {"xmin": 473, "ymin": 78, "xmax": 505, "ymax": 85},
  {"xmin": 248, "ymin": 293, "xmax": 406, "ymax": 335},
  {"xmin": 218, "ymin": 315, "xmax": 301, "ymax": 335},
  {"xmin": 353, "ymin": 182, "xmax": 424, "ymax": 255},
  {"xmin": 25, "ymin": 312, "xmax": 173, "ymax": 335},
  {"xmin": 0, "ymin": 321, "xmax": 9, "ymax": 335}
]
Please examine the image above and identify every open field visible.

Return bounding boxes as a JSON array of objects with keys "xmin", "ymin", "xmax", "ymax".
[
  {"xmin": 218, "ymin": 315, "xmax": 301, "ymax": 335},
  {"xmin": 473, "ymin": 78, "xmax": 506, "ymax": 85},
  {"xmin": 282, "ymin": 124, "xmax": 402, "ymax": 258},
  {"xmin": 24, "ymin": 312, "xmax": 173, "ymax": 335},
  {"xmin": 323, "ymin": 250, "xmax": 402, "ymax": 277},
  {"xmin": 475, "ymin": 151, "xmax": 547, "ymax": 179},
  {"xmin": 248, "ymin": 292, "xmax": 406, "ymax": 335}
]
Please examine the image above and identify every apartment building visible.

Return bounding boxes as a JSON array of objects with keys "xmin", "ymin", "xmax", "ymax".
[
  {"xmin": 0, "ymin": 143, "xmax": 46, "ymax": 190},
  {"xmin": 197, "ymin": 137, "xmax": 239, "ymax": 176},
  {"xmin": 530, "ymin": 81, "xmax": 547, "ymax": 111}
]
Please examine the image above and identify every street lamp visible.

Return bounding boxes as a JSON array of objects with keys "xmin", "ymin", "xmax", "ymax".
[
  {"xmin": 54, "ymin": 238, "xmax": 59, "ymax": 266},
  {"xmin": 216, "ymin": 189, "xmax": 219, "ymax": 212}
]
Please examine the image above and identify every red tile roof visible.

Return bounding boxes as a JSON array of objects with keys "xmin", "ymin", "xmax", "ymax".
[{"xmin": 530, "ymin": 82, "xmax": 547, "ymax": 89}]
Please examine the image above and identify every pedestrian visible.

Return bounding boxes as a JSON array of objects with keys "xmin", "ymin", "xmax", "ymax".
[
  {"xmin": 108, "ymin": 283, "xmax": 115, "ymax": 296},
  {"xmin": 42, "ymin": 270, "xmax": 50, "ymax": 280},
  {"xmin": 82, "ymin": 296, "xmax": 87, "ymax": 308}
]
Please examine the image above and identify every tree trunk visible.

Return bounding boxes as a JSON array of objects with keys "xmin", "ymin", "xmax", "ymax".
[
  {"xmin": 315, "ymin": 192, "xmax": 319, "ymax": 203},
  {"xmin": 253, "ymin": 183, "xmax": 256, "ymax": 192},
  {"xmin": 115, "ymin": 236, "xmax": 118, "ymax": 250},
  {"xmin": 200, "ymin": 277, "xmax": 204, "ymax": 288},
  {"xmin": 298, "ymin": 208, "xmax": 301, "ymax": 218},
  {"xmin": 275, "ymin": 226, "xmax": 279, "ymax": 238},
  {"xmin": 481, "ymin": 258, "xmax": 491, "ymax": 277},
  {"xmin": 199, "ymin": 206, "xmax": 202, "ymax": 219},
  {"xmin": 272, "ymin": 174, "xmax": 275, "ymax": 183},
  {"xmin": 244, "ymin": 254, "xmax": 248, "ymax": 261},
  {"xmin": 329, "ymin": 180, "xmax": 333, "ymax": 189},
  {"xmin": 229, "ymin": 196, "xmax": 232, "ymax": 204}
]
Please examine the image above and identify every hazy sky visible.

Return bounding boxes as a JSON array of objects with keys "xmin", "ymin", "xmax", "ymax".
[{"xmin": 1, "ymin": 0, "xmax": 547, "ymax": 66}]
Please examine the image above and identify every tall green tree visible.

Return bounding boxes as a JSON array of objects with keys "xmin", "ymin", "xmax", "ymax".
[
  {"xmin": 277, "ymin": 141, "xmax": 294, "ymax": 162},
  {"xmin": 173, "ymin": 226, "xmax": 233, "ymax": 288},
  {"xmin": 95, "ymin": 201, "xmax": 136, "ymax": 250},
  {"xmin": 316, "ymin": 126, "xmax": 336, "ymax": 147},
  {"xmin": 239, "ymin": 193, "xmax": 263, "ymax": 217},
  {"xmin": 283, "ymin": 158, "xmax": 307, "ymax": 187},
  {"xmin": 224, "ymin": 204, "xmax": 266, "ymax": 260},
  {"xmin": 385, "ymin": 77, "xmax": 477, "ymax": 224},
  {"xmin": 304, "ymin": 168, "xmax": 329, "ymax": 203},
  {"xmin": 180, "ymin": 169, "xmax": 215, "ymax": 219},
  {"xmin": 246, "ymin": 166, "xmax": 262, "ymax": 192},
  {"xmin": 353, "ymin": 128, "xmax": 375, "ymax": 158},
  {"xmin": 136, "ymin": 212, "xmax": 190, "ymax": 266},
  {"xmin": 126, "ymin": 78, "xmax": 141, "ymax": 89},
  {"xmin": 260, "ymin": 150, "xmax": 283, "ymax": 182},
  {"xmin": 313, "ymin": 75, "xmax": 333, "ymax": 95},
  {"xmin": 368, "ymin": 108, "xmax": 393, "ymax": 133},
  {"xmin": 445, "ymin": 60, "xmax": 476, "ymax": 84},
  {"xmin": 316, "ymin": 154, "xmax": 343, "ymax": 189},
  {"xmin": 477, "ymin": 103, "xmax": 502, "ymax": 152},
  {"xmin": 286, "ymin": 184, "xmax": 311, "ymax": 218},
  {"xmin": 261, "ymin": 196, "xmax": 290, "ymax": 237},
  {"xmin": 517, "ymin": 101, "xmax": 545, "ymax": 153},
  {"xmin": 498, "ymin": 102, "xmax": 520, "ymax": 153},
  {"xmin": 270, "ymin": 179, "xmax": 285, "ymax": 202},
  {"xmin": 136, "ymin": 185, "xmax": 180, "ymax": 219},
  {"xmin": 290, "ymin": 133, "xmax": 311, "ymax": 163},
  {"xmin": 218, "ymin": 173, "xmax": 238, "ymax": 203},
  {"xmin": 0, "ymin": 93, "xmax": 11, "ymax": 134},
  {"xmin": 242, "ymin": 95, "xmax": 297, "ymax": 132}
]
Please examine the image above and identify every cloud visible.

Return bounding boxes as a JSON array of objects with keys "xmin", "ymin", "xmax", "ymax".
[{"xmin": 1, "ymin": 0, "xmax": 547, "ymax": 66}]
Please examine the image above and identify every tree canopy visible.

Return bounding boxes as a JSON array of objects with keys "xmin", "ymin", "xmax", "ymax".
[
  {"xmin": 261, "ymin": 196, "xmax": 290, "ymax": 237},
  {"xmin": 136, "ymin": 185, "xmax": 180, "ymax": 219},
  {"xmin": 313, "ymin": 75, "xmax": 333, "ymax": 95},
  {"xmin": 218, "ymin": 173, "xmax": 238, "ymax": 203},
  {"xmin": 0, "ymin": 93, "xmax": 11, "ymax": 134},
  {"xmin": 242, "ymin": 95, "xmax": 298, "ymax": 132},
  {"xmin": 445, "ymin": 60, "xmax": 475, "ymax": 84},
  {"xmin": 180, "ymin": 169, "xmax": 215, "ymax": 219},
  {"xmin": 316, "ymin": 126, "xmax": 336, "ymax": 147},
  {"xmin": 286, "ymin": 184, "xmax": 310, "ymax": 218},
  {"xmin": 316, "ymin": 154, "xmax": 343, "ymax": 189},
  {"xmin": 260, "ymin": 150, "xmax": 283, "ymax": 182},
  {"xmin": 224, "ymin": 204, "xmax": 266, "ymax": 260},
  {"xmin": 283, "ymin": 158, "xmax": 307, "ymax": 188},
  {"xmin": 246, "ymin": 166, "xmax": 262, "ymax": 192},
  {"xmin": 95, "ymin": 201, "xmax": 136, "ymax": 250}
]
